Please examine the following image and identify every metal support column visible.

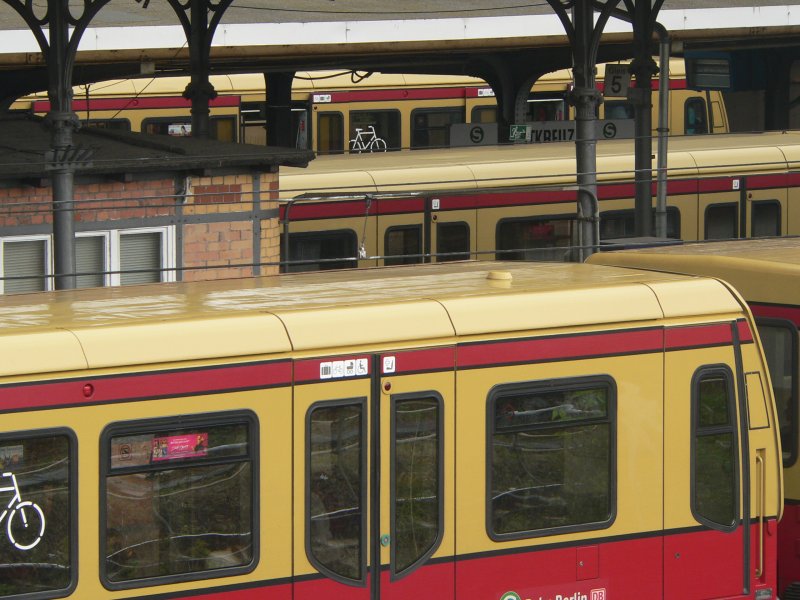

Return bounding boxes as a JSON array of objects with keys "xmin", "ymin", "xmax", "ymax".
[{"xmin": 571, "ymin": 1, "xmax": 601, "ymax": 260}]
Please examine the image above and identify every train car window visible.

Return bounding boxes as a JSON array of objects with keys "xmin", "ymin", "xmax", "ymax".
[
  {"xmin": 752, "ymin": 200, "xmax": 781, "ymax": 237},
  {"xmin": 141, "ymin": 116, "xmax": 237, "ymax": 142},
  {"xmin": 436, "ymin": 222, "xmax": 470, "ymax": 262},
  {"xmin": 685, "ymin": 97, "xmax": 709, "ymax": 134},
  {"xmin": 471, "ymin": 106, "xmax": 497, "ymax": 124},
  {"xmin": 83, "ymin": 118, "xmax": 131, "ymax": 131},
  {"xmin": 704, "ymin": 203, "xmax": 738, "ymax": 240},
  {"xmin": 307, "ymin": 401, "xmax": 366, "ymax": 584},
  {"xmin": 1, "ymin": 238, "xmax": 48, "ymax": 293},
  {"xmin": 392, "ymin": 395, "xmax": 443, "ymax": 576},
  {"xmin": 283, "ymin": 230, "xmax": 358, "ymax": 272},
  {"xmin": 604, "ymin": 100, "xmax": 634, "ymax": 119},
  {"xmin": 385, "ymin": 225, "xmax": 422, "ymax": 265},
  {"xmin": 496, "ymin": 216, "xmax": 575, "ymax": 262},
  {"xmin": 600, "ymin": 207, "xmax": 681, "ymax": 240},
  {"xmin": 488, "ymin": 377, "xmax": 616, "ymax": 539},
  {"xmin": 691, "ymin": 366, "xmax": 739, "ymax": 530},
  {"xmin": 756, "ymin": 319, "xmax": 798, "ymax": 467},
  {"xmin": 101, "ymin": 413, "xmax": 257, "ymax": 588},
  {"xmin": 317, "ymin": 112, "xmax": 344, "ymax": 154},
  {"xmin": 0, "ymin": 430, "xmax": 76, "ymax": 598},
  {"xmin": 349, "ymin": 110, "xmax": 400, "ymax": 152},
  {"xmin": 526, "ymin": 93, "xmax": 568, "ymax": 121},
  {"xmin": 410, "ymin": 108, "xmax": 465, "ymax": 149},
  {"xmin": 120, "ymin": 231, "xmax": 162, "ymax": 285}
]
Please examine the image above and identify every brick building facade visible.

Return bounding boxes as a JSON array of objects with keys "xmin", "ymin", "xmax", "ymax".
[{"xmin": 0, "ymin": 114, "xmax": 312, "ymax": 292}]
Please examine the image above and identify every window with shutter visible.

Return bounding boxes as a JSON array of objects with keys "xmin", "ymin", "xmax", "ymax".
[{"xmin": 3, "ymin": 239, "xmax": 47, "ymax": 293}]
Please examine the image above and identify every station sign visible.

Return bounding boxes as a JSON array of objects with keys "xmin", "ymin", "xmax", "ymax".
[
  {"xmin": 511, "ymin": 119, "xmax": 635, "ymax": 143},
  {"xmin": 603, "ymin": 64, "xmax": 632, "ymax": 98},
  {"xmin": 450, "ymin": 123, "xmax": 498, "ymax": 146}
]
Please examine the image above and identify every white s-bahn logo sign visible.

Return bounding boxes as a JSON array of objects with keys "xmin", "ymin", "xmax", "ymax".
[{"xmin": 0, "ymin": 472, "xmax": 46, "ymax": 550}]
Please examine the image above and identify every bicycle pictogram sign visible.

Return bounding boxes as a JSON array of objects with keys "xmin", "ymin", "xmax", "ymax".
[{"xmin": 0, "ymin": 471, "xmax": 46, "ymax": 550}]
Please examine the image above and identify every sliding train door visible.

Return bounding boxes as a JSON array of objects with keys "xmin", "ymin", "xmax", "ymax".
[
  {"xmin": 293, "ymin": 349, "xmax": 455, "ymax": 600},
  {"xmin": 663, "ymin": 322, "xmax": 747, "ymax": 598}
]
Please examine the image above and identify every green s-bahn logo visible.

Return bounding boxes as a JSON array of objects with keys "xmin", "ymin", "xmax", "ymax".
[{"xmin": 500, "ymin": 593, "xmax": 522, "ymax": 600}]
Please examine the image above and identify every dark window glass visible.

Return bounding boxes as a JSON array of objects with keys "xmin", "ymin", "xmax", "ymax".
[
  {"xmin": 757, "ymin": 321, "xmax": 797, "ymax": 465},
  {"xmin": 393, "ymin": 397, "xmax": 441, "ymax": 574},
  {"xmin": 526, "ymin": 94, "xmax": 568, "ymax": 121},
  {"xmin": 0, "ymin": 433, "xmax": 73, "ymax": 597},
  {"xmin": 308, "ymin": 402, "xmax": 364, "ymax": 582},
  {"xmin": 411, "ymin": 108, "xmax": 465, "ymax": 149},
  {"xmin": 693, "ymin": 369, "xmax": 737, "ymax": 528},
  {"xmin": 471, "ymin": 106, "xmax": 497, "ymax": 124},
  {"xmin": 436, "ymin": 222, "xmax": 470, "ymax": 262},
  {"xmin": 317, "ymin": 112, "xmax": 344, "ymax": 154},
  {"xmin": 685, "ymin": 97, "xmax": 709, "ymax": 134},
  {"xmin": 84, "ymin": 119, "xmax": 131, "ymax": 131},
  {"xmin": 349, "ymin": 110, "xmax": 400, "ymax": 152},
  {"xmin": 752, "ymin": 201, "xmax": 781, "ymax": 237},
  {"xmin": 284, "ymin": 230, "xmax": 358, "ymax": 272},
  {"xmin": 604, "ymin": 100, "xmax": 634, "ymax": 120},
  {"xmin": 705, "ymin": 204, "xmax": 738, "ymax": 240},
  {"xmin": 141, "ymin": 117, "xmax": 236, "ymax": 142},
  {"xmin": 600, "ymin": 207, "xmax": 681, "ymax": 240},
  {"xmin": 385, "ymin": 225, "xmax": 422, "ymax": 266},
  {"xmin": 496, "ymin": 217, "xmax": 574, "ymax": 262},
  {"xmin": 489, "ymin": 380, "xmax": 614, "ymax": 537},
  {"xmin": 104, "ymin": 420, "xmax": 254, "ymax": 584}
]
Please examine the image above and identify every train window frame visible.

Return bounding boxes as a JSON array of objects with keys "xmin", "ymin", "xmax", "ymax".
[
  {"xmin": 348, "ymin": 108, "xmax": 401, "ymax": 152},
  {"xmin": 690, "ymin": 365, "xmax": 740, "ymax": 532},
  {"xmin": 283, "ymin": 229, "xmax": 359, "ymax": 272},
  {"xmin": 390, "ymin": 392, "xmax": 444, "ymax": 580},
  {"xmin": 305, "ymin": 398, "xmax": 368, "ymax": 587},
  {"xmin": 82, "ymin": 118, "xmax": 132, "ymax": 131},
  {"xmin": 684, "ymin": 97, "xmax": 709, "ymax": 134},
  {"xmin": 384, "ymin": 224, "xmax": 423, "ymax": 266},
  {"xmin": 316, "ymin": 111, "xmax": 345, "ymax": 154},
  {"xmin": 435, "ymin": 221, "xmax": 471, "ymax": 262},
  {"xmin": 486, "ymin": 375, "xmax": 617, "ymax": 542},
  {"xmin": 0, "ymin": 427, "xmax": 77, "ymax": 600},
  {"xmin": 599, "ymin": 207, "xmax": 681, "ymax": 240},
  {"xmin": 410, "ymin": 107, "xmax": 465, "ymax": 149},
  {"xmin": 140, "ymin": 115, "xmax": 237, "ymax": 142},
  {"xmin": 755, "ymin": 317, "xmax": 799, "ymax": 468},
  {"xmin": 99, "ymin": 411, "xmax": 259, "ymax": 591},
  {"xmin": 470, "ymin": 105, "xmax": 497, "ymax": 124},
  {"xmin": 751, "ymin": 199, "xmax": 782, "ymax": 237},
  {"xmin": 704, "ymin": 203, "xmax": 739, "ymax": 240},
  {"xmin": 495, "ymin": 214, "xmax": 576, "ymax": 262}
]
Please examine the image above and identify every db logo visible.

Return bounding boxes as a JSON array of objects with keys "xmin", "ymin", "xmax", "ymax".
[{"xmin": 591, "ymin": 589, "xmax": 607, "ymax": 600}]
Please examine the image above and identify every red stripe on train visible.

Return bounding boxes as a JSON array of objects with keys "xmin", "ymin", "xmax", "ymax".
[
  {"xmin": 33, "ymin": 96, "xmax": 240, "ymax": 112},
  {"xmin": 751, "ymin": 303, "xmax": 800, "ymax": 327},
  {"xmin": 381, "ymin": 347, "xmax": 455, "ymax": 375},
  {"xmin": 665, "ymin": 322, "xmax": 733, "ymax": 349},
  {"xmin": 458, "ymin": 328, "xmax": 664, "ymax": 368},
  {"xmin": 0, "ymin": 361, "xmax": 291, "ymax": 412}
]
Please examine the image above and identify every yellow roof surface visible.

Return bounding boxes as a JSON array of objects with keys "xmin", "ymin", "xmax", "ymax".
[
  {"xmin": 0, "ymin": 261, "xmax": 744, "ymax": 376},
  {"xmin": 280, "ymin": 131, "xmax": 800, "ymax": 198},
  {"xmin": 587, "ymin": 237, "xmax": 800, "ymax": 305}
]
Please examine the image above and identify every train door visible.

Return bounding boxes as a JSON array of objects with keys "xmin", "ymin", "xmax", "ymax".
[
  {"xmin": 377, "ymin": 199, "xmax": 426, "ymax": 266},
  {"xmin": 293, "ymin": 350, "xmax": 455, "ymax": 600},
  {"xmin": 428, "ymin": 195, "xmax": 477, "ymax": 263},
  {"xmin": 746, "ymin": 185, "xmax": 787, "ymax": 238},
  {"xmin": 663, "ymin": 323, "xmax": 748, "ymax": 598}
]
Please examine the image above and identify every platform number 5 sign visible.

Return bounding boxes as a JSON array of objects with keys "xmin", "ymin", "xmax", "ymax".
[{"xmin": 603, "ymin": 64, "xmax": 631, "ymax": 98}]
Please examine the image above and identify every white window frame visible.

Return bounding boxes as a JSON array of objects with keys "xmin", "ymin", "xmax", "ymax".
[
  {"xmin": 0, "ymin": 226, "xmax": 176, "ymax": 293},
  {"xmin": 0, "ymin": 234, "xmax": 53, "ymax": 294}
]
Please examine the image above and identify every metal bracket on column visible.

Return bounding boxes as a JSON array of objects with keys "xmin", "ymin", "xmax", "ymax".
[{"xmin": 166, "ymin": 0, "xmax": 235, "ymax": 138}]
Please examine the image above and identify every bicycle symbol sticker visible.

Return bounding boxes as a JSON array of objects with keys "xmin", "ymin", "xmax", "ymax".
[
  {"xmin": 349, "ymin": 126, "xmax": 388, "ymax": 153},
  {"xmin": 0, "ymin": 471, "xmax": 46, "ymax": 550}
]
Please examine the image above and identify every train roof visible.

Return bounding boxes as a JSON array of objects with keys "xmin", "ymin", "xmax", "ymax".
[
  {"xmin": 279, "ymin": 131, "xmax": 800, "ymax": 198},
  {"xmin": 0, "ymin": 261, "xmax": 744, "ymax": 378},
  {"xmin": 587, "ymin": 237, "xmax": 800, "ymax": 307}
]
